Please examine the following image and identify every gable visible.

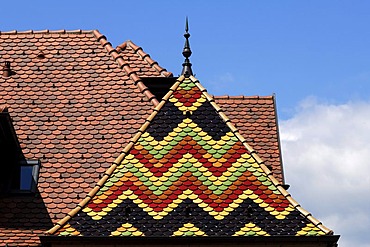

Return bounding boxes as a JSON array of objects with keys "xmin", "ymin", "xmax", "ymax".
[{"xmin": 48, "ymin": 75, "xmax": 331, "ymax": 238}]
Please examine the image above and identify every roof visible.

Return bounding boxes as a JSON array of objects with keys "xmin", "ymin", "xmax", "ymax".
[
  {"xmin": 116, "ymin": 40, "xmax": 172, "ymax": 78},
  {"xmin": 47, "ymin": 75, "xmax": 332, "ymax": 238},
  {"xmin": 0, "ymin": 29, "xmax": 169, "ymax": 246},
  {"xmin": 214, "ymin": 96, "xmax": 283, "ymax": 182},
  {"xmin": 0, "ymin": 29, "xmax": 285, "ymax": 246}
]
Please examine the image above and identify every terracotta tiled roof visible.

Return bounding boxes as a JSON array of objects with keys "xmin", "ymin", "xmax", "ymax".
[
  {"xmin": 116, "ymin": 40, "xmax": 173, "ymax": 78},
  {"xmin": 213, "ymin": 96, "xmax": 284, "ymax": 183},
  {"xmin": 48, "ymin": 75, "xmax": 332, "ymax": 238},
  {"xmin": 0, "ymin": 29, "xmax": 164, "ymax": 246}
]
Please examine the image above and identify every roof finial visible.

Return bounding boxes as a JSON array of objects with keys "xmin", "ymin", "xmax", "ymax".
[{"xmin": 181, "ymin": 17, "xmax": 193, "ymax": 77}]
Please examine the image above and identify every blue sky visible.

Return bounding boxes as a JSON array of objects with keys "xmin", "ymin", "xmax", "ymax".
[
  {"xmin": 1, "ymin": 1, "xmax": 370, "ymax": 246},
  {"xmin": 2, "ymin": 1, "xmax": 370, "ymax": 119}
]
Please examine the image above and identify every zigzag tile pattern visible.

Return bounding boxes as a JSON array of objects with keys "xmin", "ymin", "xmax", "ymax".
[{"xmin": 55, "ymin": 77, "xmax": 326, "ymax": 237}]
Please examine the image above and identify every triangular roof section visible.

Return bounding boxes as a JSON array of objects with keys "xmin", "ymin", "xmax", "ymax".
[{"xmin": 47, "ymin": 75, "xmax": 333, "ymax": 237}]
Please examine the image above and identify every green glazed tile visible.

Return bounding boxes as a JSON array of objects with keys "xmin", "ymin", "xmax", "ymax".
[
  {"xmin": 188, "ymin": 131, "xmax": 197, "ymax": 137},
  {"xmin": 268, "ymin": 185, "xmax": 277, "ymax": 191},
  {"xmin": 184, "ymin": 161, "xmax": 192, "ymax": 168},
  {"xmin": 229, "ymin": 175, "xmax": 238, "ymax": 182},
  {"xmin": 154, "ymin": 153, "xmax": 163, "ymax": 159},
  {"xmin": 185, "ymin": 231, "xmax": 194, "ymax": 236},
  {"xmin": 214, "ymin": 189, "xmax": 223, "ymax": 195},
  {"xmin": 203, "ymin": 144, "xmax": 211, "ymax": 150},
  {"xmin": 262, "ymin": 180, "xmax": 272, "ymax": 186},
  {"xmin": 219, "ymin": 184, "xmax": 228, "ymax": 191},
  {"xmin": 159, "ymin": 185, "xmax": 168, "ymax": 191},
  {"xmin": 174, "ymin": 136, "xmax": 182, "ymax": 142},
  {"xmin": 109, "ymin": 176, "xmax": 119, "ymax": 183},
  {"xmin": 169, "ymin": 140, "xmax": 178, "ymax": 146},
  {"xmin": 139, "ymin": 140, "xmax": 148, "ymax": 146},
  {"xmin": 203, "ymin": 180, "xmax": 212, "ymax": 186},
  {"xmin": 174, "ymin": 170, "xmax": 184, "ymax": 177},
  {"xmin": 223, "ymin": 180, "xmax": 233, "ymax": 186},
  {"xmin": 149, "ymin": 185, "xmax": 158, "ymax": 191},
  {"xmin": 134, "ymin": 171, "xmax": 143, "ymax": 177},
  {"xmin": 193, "ymin": 171, "xmax": 202, "ymax": 177},
  {"xmin": 125, "ymin": 163, "xmax": 133, "ymax": 169},
  {"xmin": 163, "ymin": 180, "xmax": 172, "ymax": 187},
  {"xmin": 129, "ymin": 167, "xmax": 138, "ymax": 173},
  {"xmin": 197, "ymin": 139, "xmax": 207, "ymax": 146},
  {"xmin": 208, "ymin": 185, "xmax": 217, "ymax": 191},
  {"xmin": 153, "ymin": 189, "xmax": 162, "ymax": 196},
  {"xmin": 179, "ymin": 167, "xmax": 187, "ymax": 173},
  {"xmin": 189, "ymin": 167, "xmax": 197, "ymax": 173},
  {"xmin": 247, "ymin": 167, "xmax": 257, "ymax": 173},
  {"xmin": 213, "ymin": 153, "xmax": 222, "ymax": 159},
  {"xmin": 105, "ymin": 181, "xmax": 114, "ymax": 187},
  {"xmin": 193, "ymin": 134, "xmax": 201, "ymax": 141},
  {"xmin": 254, "ymin": 171, "xmax": 262, "ymax": 177},
  {"xmin": 143, "ymin": 181, "xmax": 152, "ymax": 187},
  {"xmin": 234, "ymin": 171, "xmax": 243, "ymax": 177},
  {"xmin": 217, "ymin": 149, "xmax": 227, "ymax": 155}
]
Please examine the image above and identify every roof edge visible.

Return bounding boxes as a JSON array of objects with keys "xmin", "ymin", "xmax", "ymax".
[
  {"xmin": 40, "ymin": 235, "xmax": 340, "ymax": 245},
  {"xmin": 91, "ymin": 31, "xmax": 159, "ymax": 107},
  {"xmin": 0, "ymin": 29, "xmax": 95, "ymax": 35},
  {"xmin": 212, "ymin": 95, "xmax": 274, "ymax": 100},
  {"xmin": 272, "ymin": 93, "xmax": 286, "ymax": 184},
  {"xmin": 117, "ymin": 40, "xmax": 173, "ymax": 77},
  {"xmin": 0, "ymin": 105, "xmax": 8, "ymax": 113},
  {"xmin": 189, "ymin": 75, "xmax": 334, "ymax": 235}
]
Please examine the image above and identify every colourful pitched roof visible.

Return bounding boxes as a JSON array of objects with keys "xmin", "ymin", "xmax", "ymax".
[{"xmin": 48, "ymin": 75, "xmax": 332, "ymax": 238}]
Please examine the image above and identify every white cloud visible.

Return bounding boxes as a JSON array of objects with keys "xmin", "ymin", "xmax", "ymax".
[{"xmin": 280, "ymin": 98, "xmax": 370, "ymax": 247}]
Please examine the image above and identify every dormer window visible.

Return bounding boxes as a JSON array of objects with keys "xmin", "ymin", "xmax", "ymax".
[{"xmin": 19, "ymin": 160, "xmax": 41, "ymax": 192}]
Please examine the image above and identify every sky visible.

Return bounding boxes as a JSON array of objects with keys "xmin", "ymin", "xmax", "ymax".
[{"xmin": 1, "ymin": 1, "xmax": 370, "ymax": 246}]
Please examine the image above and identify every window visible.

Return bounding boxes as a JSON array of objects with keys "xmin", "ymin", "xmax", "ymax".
[{"xmin": 18, "ymin": 160, "xmax": 40, "ymax": 193}]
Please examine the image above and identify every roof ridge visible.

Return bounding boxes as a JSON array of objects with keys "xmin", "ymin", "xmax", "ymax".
[
  {"xmin": 0, "ymin": 29, "xmax": 94, "ymax": 35},
  {"xmin": 212, "ymin": 95, "xmax": 274, "ymax": 100},
  {"xmin": 118, "ymin": 40, "xmax": 172, "ymax": 77},
  {"xmin": 92, "ymin": 31, "xmax": 159, "ymax": 106}
]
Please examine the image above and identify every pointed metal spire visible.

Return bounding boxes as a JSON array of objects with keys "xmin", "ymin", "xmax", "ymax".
[{"xmin": 181, "ymin": 17, "xmax": 193, "ymax": 77}]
